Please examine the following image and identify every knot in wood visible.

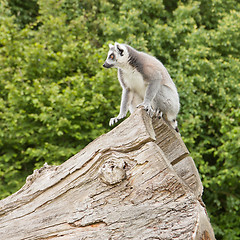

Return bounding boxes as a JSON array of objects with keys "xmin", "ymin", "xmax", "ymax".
[{"xmin": 99, "ymin": 159, "xmax": 126, "ymax": 185}]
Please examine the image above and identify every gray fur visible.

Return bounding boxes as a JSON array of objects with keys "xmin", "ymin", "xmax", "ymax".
[
  {"xmin": 126, "ymin": 46, "xmax": 144, "ymax": 74},
  {"xmin": 103, "ymin": 42, "xmax": 180, "ymax": 131}
]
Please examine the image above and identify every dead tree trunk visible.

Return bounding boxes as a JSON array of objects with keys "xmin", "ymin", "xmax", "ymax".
[{"xmin": 0, "ymin": 109, "xmax": 215, "ymax": 240}]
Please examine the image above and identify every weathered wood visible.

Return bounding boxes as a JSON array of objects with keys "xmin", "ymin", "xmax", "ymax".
[{"xmin": 0, "ymin": 108, "xmax": 215, "ymax": 240}]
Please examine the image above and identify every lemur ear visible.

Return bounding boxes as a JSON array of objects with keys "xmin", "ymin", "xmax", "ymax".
[
  {"xmin": 108, "ymin": 43, "xmax": 114, "ymax": 49},
  {"xmin": 115, "ymin": 42, "xmax": 124, "ymax": 56}
]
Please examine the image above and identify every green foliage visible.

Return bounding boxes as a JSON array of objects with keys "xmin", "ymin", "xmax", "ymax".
[
  {"xmin": 8, "ymin": 0, "xmax": 39, "ymax": 27},
  {"xmin": 0, "ymin": 0, "xmax": 239, "ymax": 239}
]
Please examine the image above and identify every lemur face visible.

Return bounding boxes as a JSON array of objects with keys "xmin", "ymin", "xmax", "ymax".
[{"xmin": 103, "ymin": 42, "xmax": 128, "ymax": 68}]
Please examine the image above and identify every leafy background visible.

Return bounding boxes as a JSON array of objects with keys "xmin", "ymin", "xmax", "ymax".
[{"xmin": 0, "ymin": 0, "xmax": 239, "ymax": 239}]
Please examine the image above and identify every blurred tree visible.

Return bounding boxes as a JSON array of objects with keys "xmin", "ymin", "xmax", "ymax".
[{"xmin": 8, "ymin": 0, "xmax": 39, "ymax": 27}]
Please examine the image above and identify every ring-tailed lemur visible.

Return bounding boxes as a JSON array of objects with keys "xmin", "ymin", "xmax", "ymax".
[{"xmin": 103, "ymin": 42, "xmax": 180, "ymax": 132}]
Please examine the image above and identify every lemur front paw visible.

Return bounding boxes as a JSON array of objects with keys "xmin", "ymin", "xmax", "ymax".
[
  {"xmin": 137, "ymin": 102, "xmax": 154, "ymax": 117},
  {"xmin": 109, "ymin": 114, "xmax": 125, "ymax": 126},
  {"xmin": 109, "ymin": 117, "xmax": 119, "ymax": 126}
]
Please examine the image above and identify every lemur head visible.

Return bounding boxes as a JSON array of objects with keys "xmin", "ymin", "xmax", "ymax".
[{"xmin": 103, "ymin": 42, "xmax": 128, "ymax": 68}]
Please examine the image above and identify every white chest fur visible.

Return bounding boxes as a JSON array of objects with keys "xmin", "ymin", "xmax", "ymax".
[{"xmin": 121, "ymin": 68, "xmax": 146, "ymax": 98}]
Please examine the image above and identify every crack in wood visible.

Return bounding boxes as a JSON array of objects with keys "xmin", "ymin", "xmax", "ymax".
[
  {"xmin": 69, "ymin": 220, "xmax": 107, "ymax": 229},
  {"xmin": 171, "ymin": 153, "xmax": 189, "ymax": 166}
]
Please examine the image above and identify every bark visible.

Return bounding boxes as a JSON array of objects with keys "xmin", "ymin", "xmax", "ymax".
[{"xmin": 0, "ymin": 109, "xmax": 215, "ymax": 240}]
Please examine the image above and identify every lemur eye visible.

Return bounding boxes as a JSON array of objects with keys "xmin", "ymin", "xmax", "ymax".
[{"xmin": 109, "ymin": 54, "xmax": 115, "ymax": 60}]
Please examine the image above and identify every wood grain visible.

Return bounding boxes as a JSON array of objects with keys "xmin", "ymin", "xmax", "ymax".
[{"xmin": 0, "ymin": 109, "xmax": 215, "ymax": 240}]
